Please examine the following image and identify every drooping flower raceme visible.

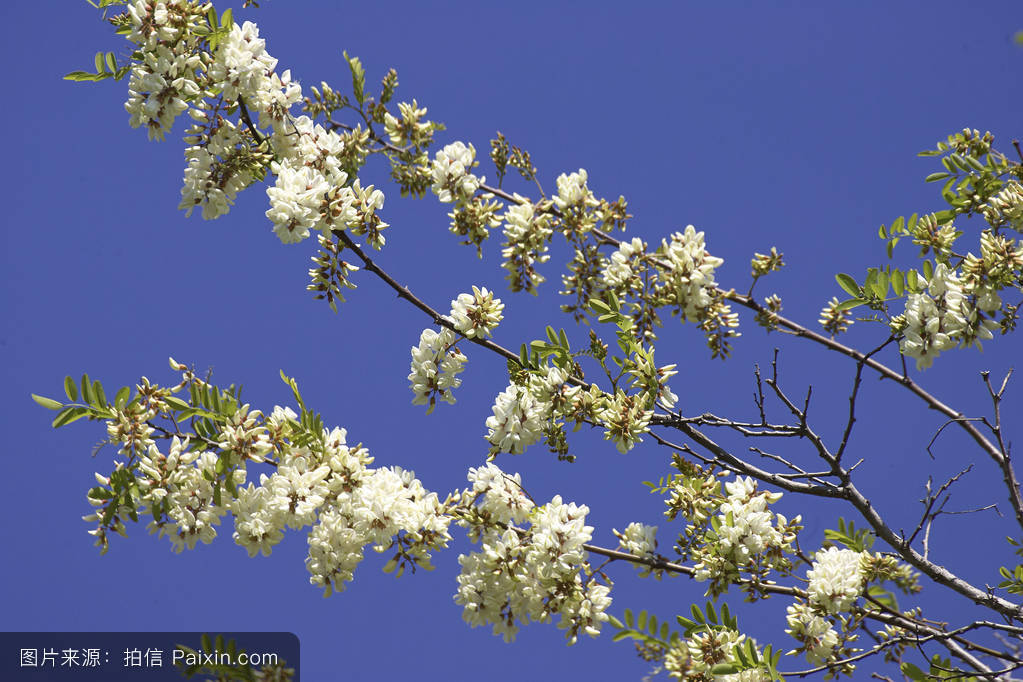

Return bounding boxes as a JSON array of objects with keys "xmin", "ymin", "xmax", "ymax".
[
  {"xmin": 614, "ymin": 522, "xmax": 657, "ymax": 558},
  {"xmin": 431, "ymin": 141, "xmax": 482, "ymax": 203},
  {"xmin": 485, "ymin": 366, "xmax": 573, "ymax": 455},
  {"xmin": 502, "ymin": 195, "xmax": 553, "ymax": 294},
  {"xmin": 455, "ymin": 473, "xmax": 611, "ymax": 645},
  {"xmin": 899, "ymin": 263, "xmax": 970, "ymax": 370},
  {"xmin": 207, "ymin": 20, "xmax": 278, "ymax": 103},
  {"xmin": 602, "ymin": 237, "xmax": 646, "ymax": 290},
  {"xmin": 692, "ymin": 476, "xmax": 800, "ymax": 593},
  {"xmin": 554, "ymin": 168, "xmax": 598, "ymax": 212},
  {"xmin": 408, "ymin": 328, "xmax": 467, "ymax": 410},
  {"xmin": 657, "ymin": 225, "xmax": 724, "ymax": 321},
  {"xmin": 448, "ymin": 286, "xmax": 504, "ymax": 339},
  {"xmin": 123, "ymin": 0, "xmax": 208, "ymax": 141},
  {"xmin": 785, "ymin": 602, "xmax": 840, "ymax": 666},
  {"xmin": 806, "ymin": 546, "xmax": 866, "ymax": 614}
]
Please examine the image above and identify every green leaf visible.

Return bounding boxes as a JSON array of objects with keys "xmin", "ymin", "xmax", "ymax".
[
  {"xmin": 94, "ymin": 51, "xmax": 105, "ymax": 73},
  {"xmin": 901, "ymin": 662, "xmax": 927, "ymax": 681},
  {"xmin": 220, "ymin": 7, "xmax": 233, "ymax": 28},
  {"xmin": 710, "ymin": 664, "xmax": 740, "ymax": 675},
  {"xmin": 92, "ymin": 380, "xmax": 107, "ymax": 407},
  {"xmin": 925, "ymin": 171, "xmax": 951, "ymax": 183},
  {"xmin": 64, "ymin": 376, "xmax": 78, "ymax": 402},
  {"xmin": 53, "ymin": 405, "xmax": 89, "ymax": 428},
  {"xmin": 81, "ymin": 374, "xmax": 94, "ymax": 405},
  {"xmin": 32, "ymin": 394, "xmax": 64, "ymax": 410},
  {"xmin": 922, "ymin": 259, "xmax": 933, "ymax": 281},
  {"xmin": 892, "ymin": 269, "xmax": 905, "ymax": 297},
  {"xmin": 104, "ymin": 52, "xmax": 117, "ymax": 73},
  {"xmin": 164, "ymin": 396, "xmax": 191, "ymax": 411},
  {"xmin": 835, "ymin": 298, "xmax": 864, "ymax": 312},
  {"xmin": 114, "ymin": 386, "xmax": 130, "ymax": 408},
  {"xmin": 907, "ymin": 269, "xmax": 919, "ymax": 291},
  {"xmin": 835, "ymin": 273, "xmax": 860, "ymax": 297},
  {"xmin": 873, "ymin": 269, "xmax": 889, "ymax": 298},
  {"xmin": 344, "ymin": 51, "xmax": 366, "ymax": 105}
]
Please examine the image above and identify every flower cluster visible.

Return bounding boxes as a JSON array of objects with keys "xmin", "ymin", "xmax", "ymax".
[
  {"xmin": 456, "ymin": 467, "xmax": 611, "ymax": 644},
  {"xmin": 485, "ymin": 366, "xmax": 575, "ymax": 455},
  {"xmin": 502, "ymin": 196, "xmax": 553, "ymax": 294},
  {"xmin": 124, "ymin": 0, "xmax": 209, "ymax": 141},
  {"xmin": 662, "ymin": 627, "xmax": 762, "ymax": 681},
  {"xmin": 806, "ymin": 547, "xmax": 866, "ymax": 614},
  {"xmin": 448, "ymin": 286, "xmax": 504, "ymax": 339},
  {"xmin": 785, "ymin": 602, "xmax": 840, "ymax": 666},
  {"xmin": 598, "ymin": 389, "xmax": 653, "ymax": 453},
  {"xmin": 656, "ymin": 226, "xmax": 724, "ymax": 321},
  {"xmin": 897, "ymin": 263, "xmax": 995, "ymax": 369},
  {"xmin": 983, "ymin": 180, "xmax": 1023, "ymax": 232},
  {"xmin": 614, "ymin": 521, "xmax": 657, "ymax": 557},
  {"xmin": 431, "ymin": 141, "xmax": 482, "ymax": 203},
  {"xmin": 384, "ymin": 100, "xmax": 431, "ymax": 146},
  {"xmin": 207, "ymin": 20, "xmax": 278, "ymax": 102},
  {"xmin": 692, "ymin": 477, "xmax": 800, "ymax": 596},
  {"xmin": 554, "ymin": 169, "xmax": 599, "ymax": 212},
  {"xmin": 408, "ymin": 328, "xmax": 467, "ymax": 411},
  {"xmin": 602, "ymin": 237, "xmax": 646, "ymax": 291}
]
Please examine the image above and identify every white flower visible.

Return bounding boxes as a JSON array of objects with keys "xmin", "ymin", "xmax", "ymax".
[
  {"xmin": 614, "ymin": 522, "xmax": 657, "ymax": 557},
  {"xmin": 602, "ymin": 237, "xmax": 646, "ymax": 289},
  {"xmin": 485, "ymin": 384, "xmax": 545, "ymax": 454},
  {"xmin": 502, "ymin": 195, "xmax": 552, "ymax": 294},
  {"xmin": 806, "ymin": 546, "xmax": 866, "ymax": 614},
  {"xmin": 408, "ymin": 328, "xmax": 466, "ymax": 410},
  {"xmin": 899, "ymin": 263, "xmax": 968, "ymax": 369},
  {"xmin": 265, "ymin": 159, "xmax": 331, "ymax": 243},
  {"xmin": 455, "ymin": 487, "xmax": 608, "ymax": 644},
  {"xmin": 383, "ymin": 100, "xmax": 429, "ymax": 145},
  {"xmin": 465, "ymin": 463, "xmax": 534, "ymax": 525},
  {"xmin": 553, "ymin": 169, "xmax": 597, "ymax": 211},
  {"xmin": 431, "ymin": 141, "xmax": 481, "ymax": 202},
  {"xmin": 786, "ymin": 602, "xmax": 839, "ymax": 666},
  {"xmin": 231, "ymin": 482, "xmax": 284, "ymax": 557},
  {"xmin": 658, "ymin": 225, "xmax": 724, "ymax": 320},
  {"xmin": 448, "ymin": 286, "xmax": 504, "ymax": 339},
  {"xmin": 208, "ymin": 21, "xmax": 278, "ymax": 103}
]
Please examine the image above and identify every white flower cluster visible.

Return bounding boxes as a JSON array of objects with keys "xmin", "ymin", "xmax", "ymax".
[
  {"xmin": 207, "ymin": 20, "xmax": 278, "ymax": 102},
  {"xmin": 448, "ymin": 286, "xmax": 504, "ymax": 339},
  {"xmin": 598, "ymin": 390, "xmax": 653, "ymax": 453},
  {"xmin": 124, "ymin": 0, "xmax": 207, "ymax": 141},
  {"xmin": 265, "ymin": 117, "xmax": 360, "ymax": 244},
  {"xmin": 485, "ymin": 366, "xmax": 574, "ymax": 454},
  {"xmin": 383, "ymin": 100, "xmax": 430, "ymax": 146},
  {"xmin": 553, "ymin": 169, "xmax": 599, "ymax": 212},
  {"xmin": 408, "ymin": 328, "xmax": 466, "ymax": 410},
  {"xmin": 899, "ymin": 263, "xmax": 994, "ymax": 370},
  {"xmin": 431, "ymin": 141, "xmax": 482, "ymax": 203},
  {"xmin": 806, "ymin": 546, "xmax": 866, "ymax": 614},
  {"xmin": 308, "ymin": 464, "xmax": 452, "ymax": 595},
  {"xmin": 456, "ymin": 465, "xmax": 611, "ymax": 644},
  {"xmin": 613, "ymin": 522, "xmax": 657, "ymax": 557},
  {"xmin": 602, "ymin": 237, "xmax": 646, "ymax": 290},
  {"xmin": 983, "ymin": 180, "xmax": 1023, "ymax": 231},
  {"xmin": 962, "ymin": 230, "xmax": 1023, "ymax": 313},
  {"xmin": 694, "ymin": 477, "xmax": 799, "ymax": 585},
  {"xmin": 91, "ymin": 435, "xmax": 229, "ymax": 553},
  {"xmin": 179, "ymin": 117, "xmax": 253, "ymax": 219},
  {"xmin": 785, "ymin": 602, "xmax": 839, "ymax": 666},
  {"xmin": 658, "ymin": 225, "xmax": 724, "ymax": 320},
  {"xmin": 502, "ymin": 195, "xmax": 553, "ymax": 294}
]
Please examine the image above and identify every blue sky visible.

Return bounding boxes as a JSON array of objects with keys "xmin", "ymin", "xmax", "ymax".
[{"xmin": 2, "ymin": 2, "xmax": 1022, "ymax": 680}]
